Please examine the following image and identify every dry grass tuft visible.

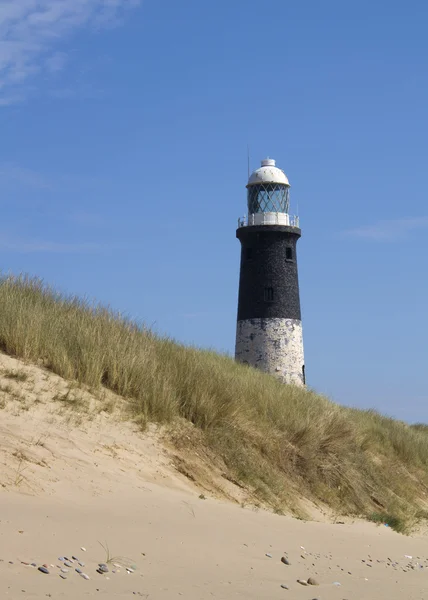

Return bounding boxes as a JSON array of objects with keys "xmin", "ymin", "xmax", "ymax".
[
  {"xmin": 3, "ymin": 369, "xmax": 29, "ymax": 382},
  {"xmin": 0, "ymin": 275, "xmax": 427, "ymax": 531}
]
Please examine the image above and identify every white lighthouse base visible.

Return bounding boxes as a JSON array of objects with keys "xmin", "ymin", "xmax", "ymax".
[{"xmin": 235, "ymin": 318, "xmax": 305, "ymax": 386}]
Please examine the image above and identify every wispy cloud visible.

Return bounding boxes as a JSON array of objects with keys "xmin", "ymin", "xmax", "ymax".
[
  {"xmin": 0, "ymin": 162, "xmax": 53, "ymax": 189},
  {"xmin": 48, "ymin": 83, "xmax": 103, "ymax": 100},
  {"xmin": 342, "ymin": 217, "xmax": 428, "ymax": 241},
  {"xmin": 0, "ymin": 0, "xmax": 141, "ymax": 103},
  {"xmin": 45, "ymin": 51, "xmax": 67, "ymax": 73},
  {"xmin": 0, "ymin": 233, "xmax": 134, "ymax": 254},
  {"xmin": 0, "ymin": 235, "xmax": 103, "ymax": 254},
  {"xmin": 69, "ymin": 211, "xmax": 105, "ymax": 227},
  {"xmin": 0, "ymin": 162, "xmax": 111, "ymax": 194}
]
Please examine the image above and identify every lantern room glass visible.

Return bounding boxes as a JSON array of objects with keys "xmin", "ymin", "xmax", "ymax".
[{"xmin": 247, "ymin": 183, "xmax": 290, "ymax": 214}]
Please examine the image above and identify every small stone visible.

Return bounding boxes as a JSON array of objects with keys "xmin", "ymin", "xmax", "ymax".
[
  {"xmin": 266, "ymin": 553, "xmax": 272, "ymax": 558},
  {"xmin": 31, "ymin": 563, "xmax": 37, "ymax": 567},
  {"xmin": 307, "ymin": 577, "xmax": 319, "ymax": 586},
  {"xmin": 80, "ymin": 573, "xmax": 90, "ymax": 580},
  {"xmin": 76, "ymin": 568, "xmax": 82, "ymax": 574},
  {"xmin": 38, "ymin": 567, "xmax": 49, "ymax": 574},
  {"xmin": 297, "ymin": 579, "xmax": 308, "ymax": 586},
  {"xmin": 280, "ymin": 584, "xmax": 289, "ymax": 589},
  {"xmin": 72, "ymin": 556, "xmax": 79, "ymax": 561},
  {"xmin": 78, "ymin": 562, "xmax": 85, "ymax": 567},
  {"xmin": 81, "ymin": 547, "xmax": 87, "ymax": 552},
  {"xmin": 281, "ymin": 557, "xmax": 290, "ymax": 565},
  {"xmin": 60, "ymin": 574, "xmax": 67, "ymax": 579},
  {"xmin": 98, "ymin": 564, "xmax": 109, "ymax": 573},
  {"xmin": 64, "ymin": 561, "xmax": 73, "ymax": 568},
  {"xmin": 61, "ymin": 568, "xmax": 69, "ymax": 573}
]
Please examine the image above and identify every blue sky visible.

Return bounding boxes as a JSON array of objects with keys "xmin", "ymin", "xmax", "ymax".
[{"xmin": 0, "ymin": 0, "xmax": 427, "ymax": 422}]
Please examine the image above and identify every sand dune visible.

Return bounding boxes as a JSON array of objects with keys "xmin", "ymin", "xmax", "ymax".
[{"xmin": 1, "ymin": 354, "xmax": 428, "ymax": 599}]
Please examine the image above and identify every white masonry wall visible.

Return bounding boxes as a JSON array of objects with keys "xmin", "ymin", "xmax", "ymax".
[{"xmin": 235, "ymin": 318, "xmax": 305, "ymax": 386}]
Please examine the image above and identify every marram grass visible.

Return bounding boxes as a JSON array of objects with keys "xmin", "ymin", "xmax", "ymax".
[{"xmin": 1, "ymin": 274, "xmax": 428, "ymax": 532}]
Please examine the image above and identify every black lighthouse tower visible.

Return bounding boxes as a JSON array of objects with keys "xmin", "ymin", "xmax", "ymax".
[{"xmin": 235, "ymin": 158, "xmax": 305, "ymax": 386}]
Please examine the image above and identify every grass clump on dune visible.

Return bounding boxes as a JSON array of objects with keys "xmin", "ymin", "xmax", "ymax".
[{"xmin": 0, "ymin": 274, "xmax": 427, "ymax": 532}]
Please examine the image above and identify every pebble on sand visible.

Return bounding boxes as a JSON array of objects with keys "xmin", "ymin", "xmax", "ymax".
[
  {"xmin": 281, "ymin": 557, "xmax": 290, "ymax": 565},
  {"xmin": 38, "ymin": 567, "xmax": 49, "ymax": 574},
  {"xmin": 297, "ymin": 579, "xmax": 308, "ymax": 586},
  {"xmin": 280, "ymin": 584, "xmax": 289, "ymax": 589}
]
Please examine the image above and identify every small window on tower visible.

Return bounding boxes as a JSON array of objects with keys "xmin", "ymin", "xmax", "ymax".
[
  {"xmin": 264, "ymin": 287, "xmax": 274, "ymax": 302},
  {"xmin": 246, "ymin": 247, "xmax": 253, "ymax": 260},
  {"xmin": 285, "ymin": 247, "xmax": 293, "ymax": 260}
]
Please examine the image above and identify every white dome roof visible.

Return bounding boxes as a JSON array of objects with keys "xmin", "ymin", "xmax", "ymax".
[{"xmin": 247, "ymin": 158, "xmax": 290, "ymax": 187}]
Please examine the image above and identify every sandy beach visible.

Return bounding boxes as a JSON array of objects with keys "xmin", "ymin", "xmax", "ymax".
[{"xmin": 2, "ymin": 483, "xmax": 428, "ymax": 599}]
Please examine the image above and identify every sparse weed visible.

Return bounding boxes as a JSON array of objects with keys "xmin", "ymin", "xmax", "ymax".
[
  {"xmin": 3, "ymin": 369, "xmax": 29, "ymax": 382},
  {"xmin": 368, "ymin": 512, "xmax": 407, "ymax": 534},
  {"xmin": 54, "ymin": 385, "xmax": 88, "ymax": 412},
  {"xmin": 12, "ymin": 451, "xmax": 28, "ymax": 487},
  {"xmin": 98, "ymin": 541, "xmax": 135, "ymax": 569}
]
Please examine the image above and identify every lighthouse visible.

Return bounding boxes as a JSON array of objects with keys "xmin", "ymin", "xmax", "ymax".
[{"xmin": 235, "ymin": 158, "xmax": 305, "ymax": 386}]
